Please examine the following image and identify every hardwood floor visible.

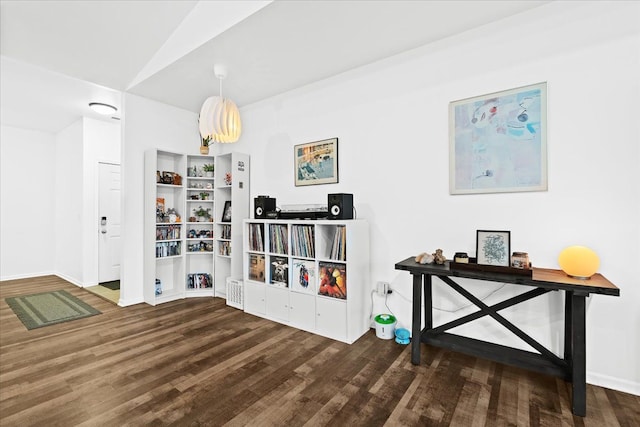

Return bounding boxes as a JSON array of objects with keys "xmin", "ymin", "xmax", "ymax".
[{"xmin": 1, "ymin": 276, "xmax": 638, "ymax": 426}]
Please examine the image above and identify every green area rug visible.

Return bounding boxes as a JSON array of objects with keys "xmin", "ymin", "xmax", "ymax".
[{"xmin": 5, "ymin": 290, "xmax": 101, "ymax": 330}]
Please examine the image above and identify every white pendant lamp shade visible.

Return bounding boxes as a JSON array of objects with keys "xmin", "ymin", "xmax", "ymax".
[{"xmin": 199, "ymin": 96, "xmax": 242, "ymax": 144}]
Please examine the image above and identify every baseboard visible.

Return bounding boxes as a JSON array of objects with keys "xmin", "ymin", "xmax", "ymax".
[
  {"xmin": 53, "ymin": 272, "xmax": 85, "ymax": 288},
  {"xmin": 118, "ymin": 297, "xmax": 144, "ymax": 307},
  {"xmin": 588, "ymin": 372, "xmax": 640, "ymax": 396},
  {"xmin": 0, "ymin": 271, "xmax": 55, "ymax": 281}
]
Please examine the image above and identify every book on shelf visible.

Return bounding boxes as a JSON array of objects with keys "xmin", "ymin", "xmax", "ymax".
[
  {"xmin": 329, "ymin": 226, "xmax": 346, "ymax": 261},
  {"xmin": 221, "ymin": 224, "xmax": 232, "ymax": 240},
  {"xmin": 187, "ymin": 273, "xmax": 212, "ymax": 289},
  {"xmin": 270, "ymin": 256, "xmax": 289, "ymax": 288},
  {"xmin": 155, "ymin": 241, "xmax": 181, "ymax": 258},
  {"xmin": 249, "ymin": 254, "xmax": 266, "ymax": 282},
  {"xmin": 269, "ymin": 224, "xmax": 288, "ymax": 254},
  {"xmin": 292, "ymin": 259, "xmax": 316, "ymax": 294},
  {"xmin": 292, "ymin": 225, "xmax": 315, "ymax": 258},
  {"xmin": 318, "ymin": 261, "xmax": 346, "ymax": 299},
  {"xmin": 218, "ymin": 241, "xmax": 231, "ymax": 256},
  {"xmin": 156, "ymin": 224, "xmax": 181, "ymax": 241},
  {"xmin": 248, "ymin": 223, "xmax": 264, "ymax": 252}
]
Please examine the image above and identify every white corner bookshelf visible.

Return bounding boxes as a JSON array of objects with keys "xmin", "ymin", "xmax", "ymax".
[
  {"xmin": 243, "ymin": 219, "xmax": 370, "ymax": 344},
  {"xmin": 214, "ymin": 152, "xmax": 250, "ymax": 299},
  {"xmin": 144, "ymin": 149, "xmax": 249, "ymax": 305}
]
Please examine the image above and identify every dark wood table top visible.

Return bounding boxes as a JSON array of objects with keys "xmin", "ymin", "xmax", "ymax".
[{"xmin": 395, "ymin": 257, "xmax": 620, "ymax": 296}]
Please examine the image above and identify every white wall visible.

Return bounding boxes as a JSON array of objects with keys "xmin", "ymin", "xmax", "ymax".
[
  {"xmin": 236, "ymin": 2, "xmax": 639, "ymax": 394},
  {"xmin": 0, "ymin": 125, "xmax": 56, "ymax": 280},
  {"xmin": 54, "ymin": 119, "xmax": 84, "ymax": 285},
  {"xmin": 120, "ymin": 93, "xmax": 200, "ymax": 305}
]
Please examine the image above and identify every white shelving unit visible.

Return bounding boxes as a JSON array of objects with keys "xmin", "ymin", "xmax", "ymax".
[
  {"xmin": 144, "ymin": 149, "xmax": 186, "ymax": 305},
  {"xmin": 214, "ymin": 152, "xmax": 250, "ymax": 298},
  {"xmin": 243, "ymin": 219, "xmax": 370, "ymax": 344},
  {"xmin": 144, "ymin": 149, "xmax": 250, "ymax": 305},
  {"xmin": 184, "ymin": 154, "xmax": 216, "ymax": 298}
]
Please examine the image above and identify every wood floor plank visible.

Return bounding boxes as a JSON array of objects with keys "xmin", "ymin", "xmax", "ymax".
[{"xmin": 1, "ymin": 276, "xmax": 638, "ymax": 427}]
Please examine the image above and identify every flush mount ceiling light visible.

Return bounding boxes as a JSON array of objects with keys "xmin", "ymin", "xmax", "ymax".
[
  {"xmin": 199, "ymin": 65, "xmax": 242, "ymax": 144},
  {"xmin": 89, "ymin": 102, "xmax": 117, "ymax": 115}
]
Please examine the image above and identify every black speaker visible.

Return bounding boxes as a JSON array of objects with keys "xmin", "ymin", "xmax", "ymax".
[
  {"xmin": 254, "ymin": 196, "xmax": 276, "ymax": 219},
  {"xmin": 328, "ymin": 193, "xmax": 353, "ymax": 220}
]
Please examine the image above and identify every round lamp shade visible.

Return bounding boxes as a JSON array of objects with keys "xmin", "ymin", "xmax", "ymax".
[
  {"xmin": 199, "ymin": 96, "xmax": 242, "ymax": 143},
  {"xmin": 558, "ymin": 246, "xmax": 600, "ymax": 279}
]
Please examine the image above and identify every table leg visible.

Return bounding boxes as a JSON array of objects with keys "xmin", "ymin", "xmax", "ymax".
[
  {"xmin": 411, "ymin": 273, "xmax": 422, "ymax": 365},
  {"xmin": 564, "ymin": 291, "xmax": 573, "ymax": 363},
  {"xmin": 571, "ymin": 293, "xmax": 587, "ymax": 417}
]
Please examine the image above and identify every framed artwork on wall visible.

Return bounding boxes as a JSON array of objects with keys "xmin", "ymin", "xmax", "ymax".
[
  {"xmin": 449, "ymin": 82, "xmax": 547, "ymax": 195},
  {"xmin": 294, "ymin": 137, "xmax": 338, "ymax": 186},
  {"xmin": 476, "ymin": 230, "xmax": 511, "ymax": 266}
]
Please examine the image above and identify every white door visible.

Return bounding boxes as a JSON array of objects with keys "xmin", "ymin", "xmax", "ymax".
[{"xmin": 99, "ymin": 163, "xmax": 121, "ymax": 282}]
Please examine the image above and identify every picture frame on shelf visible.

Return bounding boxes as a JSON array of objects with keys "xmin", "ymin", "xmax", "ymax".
[
  {"xmin": 476, "ymin": 230, "xmax": 511, "ymax": 266},
  {"xmin": 221, "ymin": 201, "xmax": 232, "ymax": 223},
  {"xmin": 449, "ymin": 82, "xmax": 547, "ymax": 195},
  {"xmin": 294, "ymin": 137, "xmax": 338, "ymax": 186}
]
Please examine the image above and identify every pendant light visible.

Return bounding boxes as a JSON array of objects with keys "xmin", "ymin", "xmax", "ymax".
[{"xmin": 199, "ymin": 65, "xmax": 242, "ymax": 144}]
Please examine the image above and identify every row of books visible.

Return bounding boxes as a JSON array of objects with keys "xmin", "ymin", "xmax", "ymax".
[
  {"xmin": 247, "ymin": 254, "xmax": 347, "ymax": 300},
  {"xmin": 329, "ymin": 225, "xmax": 347, "ymax": 261},
  {"xmin": 187, "ymin": 273, "xmax": 212, "ymax": 289},
  {"xmin": 291, "ymin": 225, "xmax": 315, "ymax": 258},
  {"xmin": 269, "ymin": 224, "xmax": 288, "ymax": 254},
  {"xmin": 156, "ymin": 225, "xmax": 181, "ymax": 241},
  {"xmin": 219, "ymin": 241, "xmax": 231, "ymax": 256},
  {"xmin": 156, "ymin": 241, "xmax": 181, "ymax": 258},
  {"xmin": 220, "ymin": 224, "xmax": 232, "ymax": 240},
  {"xmin": 248, "ymin": 223, "xmax": 264, "ymax": 252}
]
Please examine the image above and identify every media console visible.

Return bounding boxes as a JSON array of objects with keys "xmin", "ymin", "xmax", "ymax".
[{"xmin": 395, "ymin": 257, "xmax": 620, "ymax": 417}]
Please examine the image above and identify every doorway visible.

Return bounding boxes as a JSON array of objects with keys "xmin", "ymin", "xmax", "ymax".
[{"xmin": 90, "ymin": 162, "xmax": 122, "ymax": 304}]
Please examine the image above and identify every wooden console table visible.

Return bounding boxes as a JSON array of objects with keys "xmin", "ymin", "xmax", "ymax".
[{"xmin": 395, "ymin": 257, "xmax": 620, "ymax": 417}]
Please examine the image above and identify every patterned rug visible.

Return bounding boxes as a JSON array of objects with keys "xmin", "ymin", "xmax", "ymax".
[{"xmin": 5, "ymin": 290, "xmax": 101, "ymax": 330}]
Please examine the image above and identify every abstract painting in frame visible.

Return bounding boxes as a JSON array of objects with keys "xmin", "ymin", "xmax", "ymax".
[
  {"xmin": 449, "ymin": 82, "xmax": 547, "ymax": 195},
  {"xmin": 295, "ymin": 138, "xmax": 338, "ymax": 187},
  {"xmin": 476, "ymin": 230, "xmax": 511, "ymax": 267}
]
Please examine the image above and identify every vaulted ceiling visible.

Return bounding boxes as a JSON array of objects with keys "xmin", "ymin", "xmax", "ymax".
[{"xmin": 0, "ymin": 0, "xmax": 550, "ymax": 133}]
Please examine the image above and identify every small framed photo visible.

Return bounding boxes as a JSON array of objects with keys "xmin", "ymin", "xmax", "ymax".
[
  {"xmin": 294, "ymin": 137, "xmax": 338, "ymax": 186},
  {"xmin": 221, "ymin": 201, "xmax": 232, "ymax": 223},
  {"xmin": 476, "ymin": 230, "xmax": 511, "ymax": 266}
]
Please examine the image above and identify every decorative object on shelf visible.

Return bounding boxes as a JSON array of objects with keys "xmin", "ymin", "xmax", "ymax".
[
  {"xmin": 511, "ymin": 252, "xmax": 530, "ymax": 269},
  {"xmin": 193, "ymin": 206, "xmax": 211, "ymax": 222},
  {"xmin": 454, "ymin": 252, "xmax": 469, "ymax": 263},
  {"xmin": 476, "ymin": 230, "xmax": 511, "ymax": 266},
  {"xmin": 198, "ymin": 64, "xmax": 242, "ymax": 143},
  {"xmin": 155, "ymin": 279, "xmax": 162, "ymax": 295},
  {"xmin": 415, "ymin": 252, "xmax": 434, "ymax": 265},
  {"xmin": 558, "ymin": 245, "xmax": 600, "ymax": 279},
  {"xmin": 433, "ymin": 249, "xmax": 446, "ymax": 265},
  {"xmin": 221, "ymin": 200, "xmax": 232, "ymax": 222},
  {"xmin": 295, "ymin": 137, "xmax": 339, "ymax": 186},
  {"xmin": 199, "ymin": 192, "xmax": 209, "ymax": 200},
  {"xmin": 449, "ymin": 82, "xmax": 547, "ymax": 195},
  {"xmin": 200, "ymin": 136, "xmax": 211, "ymax": 155},
  {"xmin": 173, "ymin": 173, "xmax": 182, "ymax": 186},
  {"xmin": 224, "ymin": 172, "xmax": 232, "ymax": 186},
  {"xmin": 203, "ymin": 164, "xmax": 214, "ymax": 177}
]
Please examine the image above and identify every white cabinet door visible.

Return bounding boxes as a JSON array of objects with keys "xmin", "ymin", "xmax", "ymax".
[
  {"xmin": 316, "ymin": 297, "xmax": 347, "ymax": 342},
  {"xmin": 266, "ymin": 286, "xmax": 289, "ymax": 322},
  {"xmin": 244, "ymin": 282, "xmax": 266, "ymax": 315},
  {"xmin": 289, "ymin": 292, "xmax": 315, "ymax": 331}
]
